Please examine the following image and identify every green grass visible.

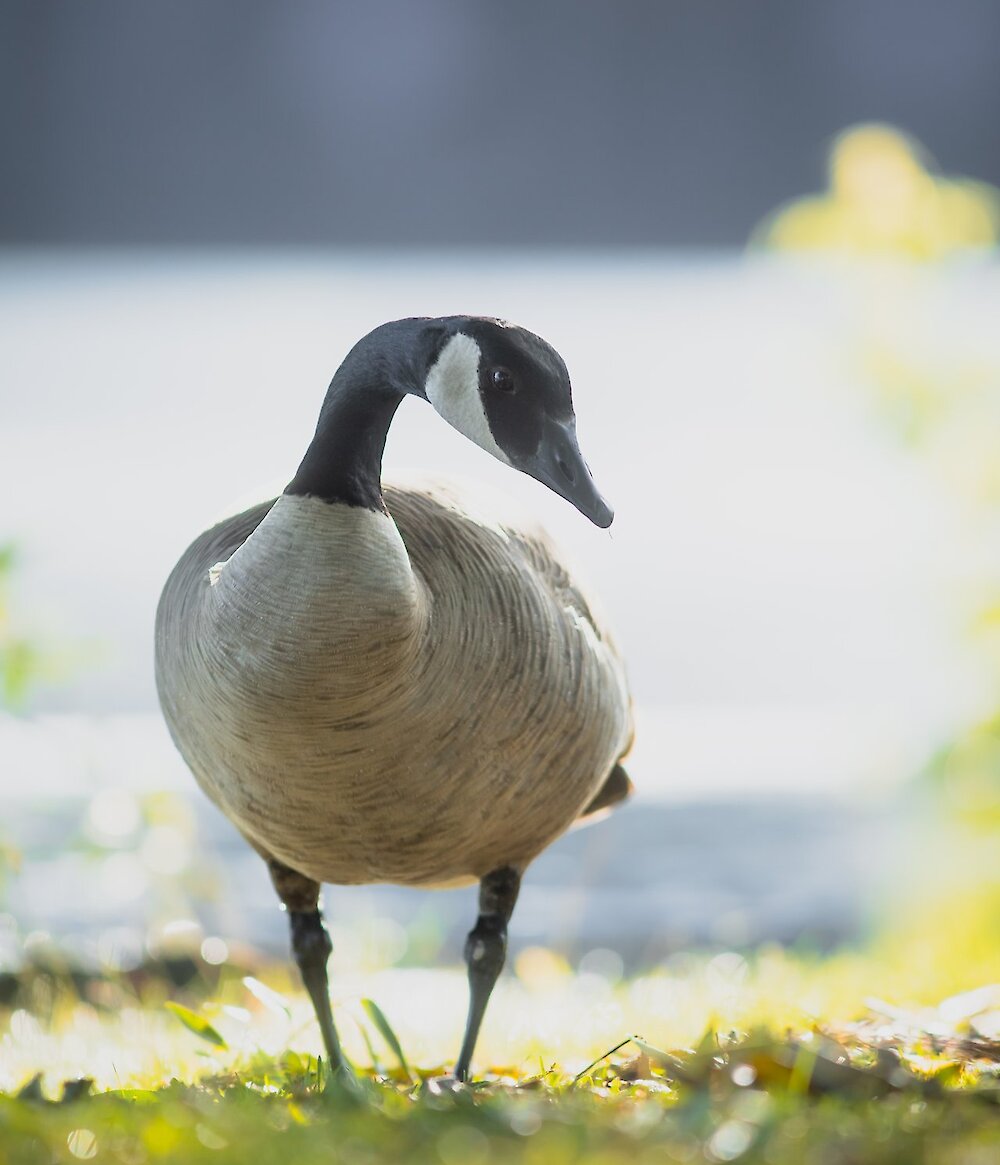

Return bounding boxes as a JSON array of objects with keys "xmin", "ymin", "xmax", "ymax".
[
  {"xmin": 2, "ymin": 1014, "xmax": 999, "ymax": 1165},
  {"xmin": 4, "ymin": 885, "xmax": 1000, "ymax": 1165}
]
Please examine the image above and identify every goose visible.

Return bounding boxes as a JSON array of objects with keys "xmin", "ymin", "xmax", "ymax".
[{"xmin": 155, "ymin": 315, "xmax": 633, "ymax": 1084}]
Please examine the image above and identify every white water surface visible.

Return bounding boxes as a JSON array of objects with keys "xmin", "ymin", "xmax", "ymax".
[{"xmin": 2, "ymin": 250, "xmax": 997, "ymax": 800}]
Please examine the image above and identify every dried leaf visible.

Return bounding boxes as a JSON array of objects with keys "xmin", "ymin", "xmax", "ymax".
[
  {"xmin": 16, "ymin": 1073, "xmax": 44, "ymax": 1102},
  {"xmin": 59, "ymin": 1078, "xmax": 94, "ymax": 1103},
  {"xmin": 614, "ymin": 1052, "xmax": 651, "ymax": 1082}
]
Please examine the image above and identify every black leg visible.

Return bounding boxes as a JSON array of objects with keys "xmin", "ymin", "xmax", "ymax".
[
  {"xmin": 454, "ymin": 866, "xmax": 521, "ymax": 1082},
  {"xmin": 266, "ymin": 858, "xmax": 354, "ymax": 1086}
]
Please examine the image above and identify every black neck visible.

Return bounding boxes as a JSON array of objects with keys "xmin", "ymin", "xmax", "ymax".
[{"xmin": 285, "ymin": 317, "xmax": 454, "ymax": 509}]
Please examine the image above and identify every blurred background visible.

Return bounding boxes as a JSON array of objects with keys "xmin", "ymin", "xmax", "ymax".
[{"xmin": 3, "ymin": 0, "xmax": 1000, "ymax": 1039}]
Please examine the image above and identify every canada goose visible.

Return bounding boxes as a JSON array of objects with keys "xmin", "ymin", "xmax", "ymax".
[{"xmin": 155, "ymin": 316, "xmax": 633, "ymax": 1084}]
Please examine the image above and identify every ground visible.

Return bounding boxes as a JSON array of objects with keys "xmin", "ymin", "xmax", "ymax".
[{"xmin": 3, "ymin": 887, "xmax": 1000, "ymax": 1165}]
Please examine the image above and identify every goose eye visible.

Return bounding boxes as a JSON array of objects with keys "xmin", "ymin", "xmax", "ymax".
[{"xmin": 490, "ymin": 367, "xmax": 516, "ymax": 394}]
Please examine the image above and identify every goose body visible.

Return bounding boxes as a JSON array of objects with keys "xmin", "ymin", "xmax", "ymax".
[
  {"xmin": 154, "ymin": 315, "xmax": 632, "ymax": 1082},
  {"xmin": 156, "ymin": 483, "xmax": 630, "ymax": 888}
]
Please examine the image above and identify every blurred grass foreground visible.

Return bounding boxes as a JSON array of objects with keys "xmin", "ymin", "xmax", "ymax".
[
  {"xmin": 4, "ymin": 124, "xmax": 1000, "ymax": 1162},
  {"xmin": 2, "ymin": 891, "xmax": 1000, "ymax": 1164}
]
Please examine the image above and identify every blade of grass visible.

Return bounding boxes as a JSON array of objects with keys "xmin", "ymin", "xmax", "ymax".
[
  {"xmin": 243, "ymin": 976, "xmax": 292, "ymax": 1018},
  {"xmin": 361, "ymin": 998, "xmax": 411, "ymax": 1083},
  {"xmin": 788, "ymin": 1042, "xmax": 817, "ymax": 1096},
  {"xmin": 571, "ymin": 1037, "xmax": 634, "ymax": 1085}
]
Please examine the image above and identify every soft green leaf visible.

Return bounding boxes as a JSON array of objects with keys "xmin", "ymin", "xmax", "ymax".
[{"xmin": 165, "ymin": 1001, "xmax": 227, "ymax": 1048}]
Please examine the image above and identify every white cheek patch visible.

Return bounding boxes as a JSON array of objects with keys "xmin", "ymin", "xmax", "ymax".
[{"xmin": 424, "ymin": 333, "xmax": 511, "ymax": 466}]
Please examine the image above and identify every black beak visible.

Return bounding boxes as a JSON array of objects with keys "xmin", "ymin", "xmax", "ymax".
[{"xmin": 520, "ymin": 417, "xmax": 614, "ymax": 528}]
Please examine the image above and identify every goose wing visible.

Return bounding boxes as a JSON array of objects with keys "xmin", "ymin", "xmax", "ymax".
[
  {"xmin": 502, "ymin": 523, "xmax": 635, "ymax": 821},
  {"xmin": 384, "ymin": 480, "xmax": 635, "ymax": 818},
  {"xmin": 579, "ymin": 762, "xmax": 634, "ymax": 820}
]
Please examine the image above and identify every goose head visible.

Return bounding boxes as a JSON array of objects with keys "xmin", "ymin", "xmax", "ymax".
[{"xmin": 422, "ymin": 318, "xmax": 614, "ymax": 528}]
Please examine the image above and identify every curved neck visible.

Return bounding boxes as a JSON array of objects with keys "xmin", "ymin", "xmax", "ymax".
[{"xmin": 284, "ymin": 317, "xmax": 455, "ymax": 509}]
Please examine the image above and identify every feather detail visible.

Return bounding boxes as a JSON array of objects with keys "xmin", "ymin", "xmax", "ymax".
[
  {"xmin": 207, "ymin": 559, "xmax": 228, "ymax": 587},
  {"xmin": 155, "ymin": 481, "xmax": 631, "ymax": 888}
]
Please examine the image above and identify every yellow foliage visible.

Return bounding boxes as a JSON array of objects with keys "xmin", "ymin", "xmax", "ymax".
[{"xmin": 757, "ymin": 124, "xmax": 1000, "ymax": 259}]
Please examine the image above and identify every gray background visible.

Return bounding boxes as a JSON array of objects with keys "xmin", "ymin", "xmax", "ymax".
[
  {"xmin": 3, "ymin": 0, "xmax": 1000, "ymax": 246},
  {"xmin": 0, "ymin": 2, "xmax": 988, "ymax": 965}
]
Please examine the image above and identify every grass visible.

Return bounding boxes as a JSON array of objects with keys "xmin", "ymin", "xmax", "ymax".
[
  {"xmin": 3, "ymin": 882, "xmax": 1000, "ymax": 1165},
  {"xmin": 4, "ymin": 1048, "xmax": 999, "ymax": 1165}
]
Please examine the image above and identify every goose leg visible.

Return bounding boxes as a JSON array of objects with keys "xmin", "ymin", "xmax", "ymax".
[
  {"xmin": 266, "ymin": 858, "xmax": 353, "ymax": 1085},
  {"xmin": 454, "ymin": 866, "xmax": 521, "ymax": 1082}
]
